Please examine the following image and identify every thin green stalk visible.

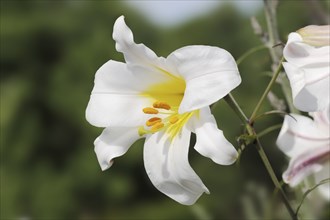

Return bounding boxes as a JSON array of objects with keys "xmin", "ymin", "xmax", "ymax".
[
  {"xmin": 263, "ymin": 0, "xmax": 282, "ymax": 63},
  {"xmin": 250, "ymin": 56, "xmax": 284, "ymax": 122},
  {"xmin": 236, "ymin": 45, "xmax": 267, "ymax": 66},
  {"xmin": 257, "ymin": 124, "xmax": 282, "ymax": 138},
  {"xmin": 295, "ymin": 178, "xmax": 330, "ymax": 216},
  {"xmin": 223, "ymin": 93, "xmax": 249, "ymax": 123},
  {"xmin": 263, "ymin": 0, "xmax": 299, "ymax": 117},
  {"xmin": 254, "ymin": 137, "xmax": 298, "ymax": 220},
  {"xmin": 224, "ymin": 94, "xmax": 298, "ymax": 220}
]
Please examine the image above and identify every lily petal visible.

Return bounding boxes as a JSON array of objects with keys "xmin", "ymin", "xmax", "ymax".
[
  {"xmin": 297, "ymin": 25, "xmax": 330, "ymax": 47},
  {"xmin": 113, "ymin": 16, "xmax": 181, "ymax": 86},
  {"xmin": 94, "ymin": 127, "xmax": 141, "ymax": 171},
  {"xmin": 143, "ymin": 126, "xmax": 209, "ymax": 205},
  {"xmin": 86, "ymin": 60, "xmax": 152, "ymax": 127},
  {"xmin": 282, "ymin": 145, "xmax": 329, "ymax": 186},
  {"xmin": 284, "ymin": 33, "xmax": 330, "ymax": 66},
  {"xmin": 192, "ymin": 107, "xmax": 238, "ymax": 165},
  {"xmin": 113, "ymin": 16, "xmax": 158, "ymax": 66},
  {"xmin": 276, "ymin": 114, "xmax": 329, "ymax": 158},
  {"xmin": 310, "ymin": 107, "xmax": 330, "ymax": 133},
  {"xmin": 283, "ymin": 62, "xmax": 330, "ymax": 112},
  {"xmin": 167, "ymin": 45, "xmax": 241, "ymax": 113}
]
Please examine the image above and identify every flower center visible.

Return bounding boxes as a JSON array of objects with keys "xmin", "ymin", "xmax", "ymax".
[{"xmin": 138, "ymin": 100, "xmax": 195, "ymax": 140}]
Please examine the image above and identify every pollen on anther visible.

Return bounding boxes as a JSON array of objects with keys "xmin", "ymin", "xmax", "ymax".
[
  {"xmin": 146, "ymin": 117, "xmax": 162, "ymax": 127},
  {"xmin": 151, "ymin": 122, "xmax": 164, "ymax": 132},
  {"xmin": 153, "ymin": 101, "xmax": 171, "ymax": 110},
  {"xmin": 143, "ymin": 107, "xmax": 159, "ymax": 114}
]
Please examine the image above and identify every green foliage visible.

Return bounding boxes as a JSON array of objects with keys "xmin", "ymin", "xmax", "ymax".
[{"xmin": 1, "ymin": 1, "xmax": 329, "ymax": 219}]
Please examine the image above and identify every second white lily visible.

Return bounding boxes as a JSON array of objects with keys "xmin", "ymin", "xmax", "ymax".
[{"xmin": 277, "ymin": 108, "xmax": 330, "ymax": 200}]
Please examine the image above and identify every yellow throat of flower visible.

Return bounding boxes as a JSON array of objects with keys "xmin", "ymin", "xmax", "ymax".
[{"xmin": 138, "ymin": 68, "xmax": 196, "ymax": 140}]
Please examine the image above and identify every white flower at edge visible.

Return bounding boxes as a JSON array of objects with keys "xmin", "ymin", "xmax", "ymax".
[
  {"xmin": 86, "ymin": 16, "xmax": 241, "ymax": 205},
  {"xmin": 276, "ymin": 108, "xmax": 330, "ymax": 200},
  {"xmin": 283, "ymin": 25, "xmax": 330, "ymax": 112}
]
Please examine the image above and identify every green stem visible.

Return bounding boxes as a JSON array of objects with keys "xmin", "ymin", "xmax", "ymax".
[
  {"xmin": 236, "ymin": 45, "xmax": 267, "ymax": 66},
  {"xmin": 263, "ymin": 0, "xmax": 299, "ymax": 117},
  {"xmin": 224, "ymin": 94, "xmax": 298, "ymax": 220},
  {"xmin": 257, "ymin": 123, "xmax": 282, "ymax": 138},
  {"xmin": 263, "ymin": 0, "xmax": 282, "ymax": 63},
  {"xmin": 250, "ymin": 56, "xmax": 284, "ymax": 122},
  {"xmin": 254, "ymin": 137, "xmax": 298, "ymax": 220},
  {"xmin": 223, "ymin": 93, "xmax": 249, "ymax": 123}
]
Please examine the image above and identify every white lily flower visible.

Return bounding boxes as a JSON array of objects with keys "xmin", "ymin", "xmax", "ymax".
[
  {"xmin": 283, "ymin": 25, "xmax": 330, "ymax": 112},
  {"xmin": 276, "ymin": 108, "xmax": 330, "ymax": 200},
  {"xmin": 86, "ymin": 16, "xmax": 241, "ymax": 205}
]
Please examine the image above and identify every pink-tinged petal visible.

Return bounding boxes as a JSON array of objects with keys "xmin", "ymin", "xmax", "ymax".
[
  {"xmin": 166, "ymin": 46, "xmax": 241, "ymax": 113},
  {"xmin": 143, "ymin": 126, "xmax": 209, "ymax": 205},
  {"xmin": 276, "ymin": 114, "xmax": 329, "ymax": 158},
  {"xmin": 283, "ymin": 62, "xmax": 330, "ymax": 112},
  {"xmin": 94, "ymin": 127, "xmax": 141, "ymax": 171},
  {"xmin": 192, "ymin": 107, "xmax": 238, "ymax": 165},
  {"xmin": 282, "ymin": 146, "xmax": 330, "ymax": 186},
  {"xmin": 85, "ymin": 60, "xmax": 152, "ymax": 127}
]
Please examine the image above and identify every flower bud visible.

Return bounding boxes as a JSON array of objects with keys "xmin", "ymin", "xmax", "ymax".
[{"xmin": 297, "ymin": 25, "xmax": 330, "ymax": 47}]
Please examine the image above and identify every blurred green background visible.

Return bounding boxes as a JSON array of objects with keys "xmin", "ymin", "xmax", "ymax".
[{"xmin": 1, "ymin": 1, "xmax": 329, "ymax": 219}]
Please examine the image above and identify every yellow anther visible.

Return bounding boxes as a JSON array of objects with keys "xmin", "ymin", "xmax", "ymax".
[
  {"xmin": 150, "ymin": 122, "xmax": 164, "ymax": 132},
  {"xmin": 143, "ymin": 107, "xmax": 159, "ymax": 114},
  {"xmin": 146, "ymin": 117, "xmax": 162, "ymax": 127},
  {"xmin": 153, "ymin": 101, "xmax": 171, "ymax": 110},
  {"xmin": 169, "ymin": 115, "xmax": 179, "ymax": 124}
]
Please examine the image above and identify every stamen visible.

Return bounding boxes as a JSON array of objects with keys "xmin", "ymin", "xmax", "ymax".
[
  {"xmin": 143, "ymin": 107, "xmax": 159, "ymax": 114},
  {"xmin": 169, "ymin": 115, "xmax": 179, "ymax": 124},
  {"xmin": 151, "ymin": 122, "xmax": 164, "ymax": 132},
  {"xmin": 153, "ymin": 101, "xmax": 171, "ymax": 110},
  {"xmin": 140, "ymin": 102, "xmax": 195, "ymax": 138},
  {"xmin": 146, "ymin": 117, "xmax": 162, "ymax": 127}
]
